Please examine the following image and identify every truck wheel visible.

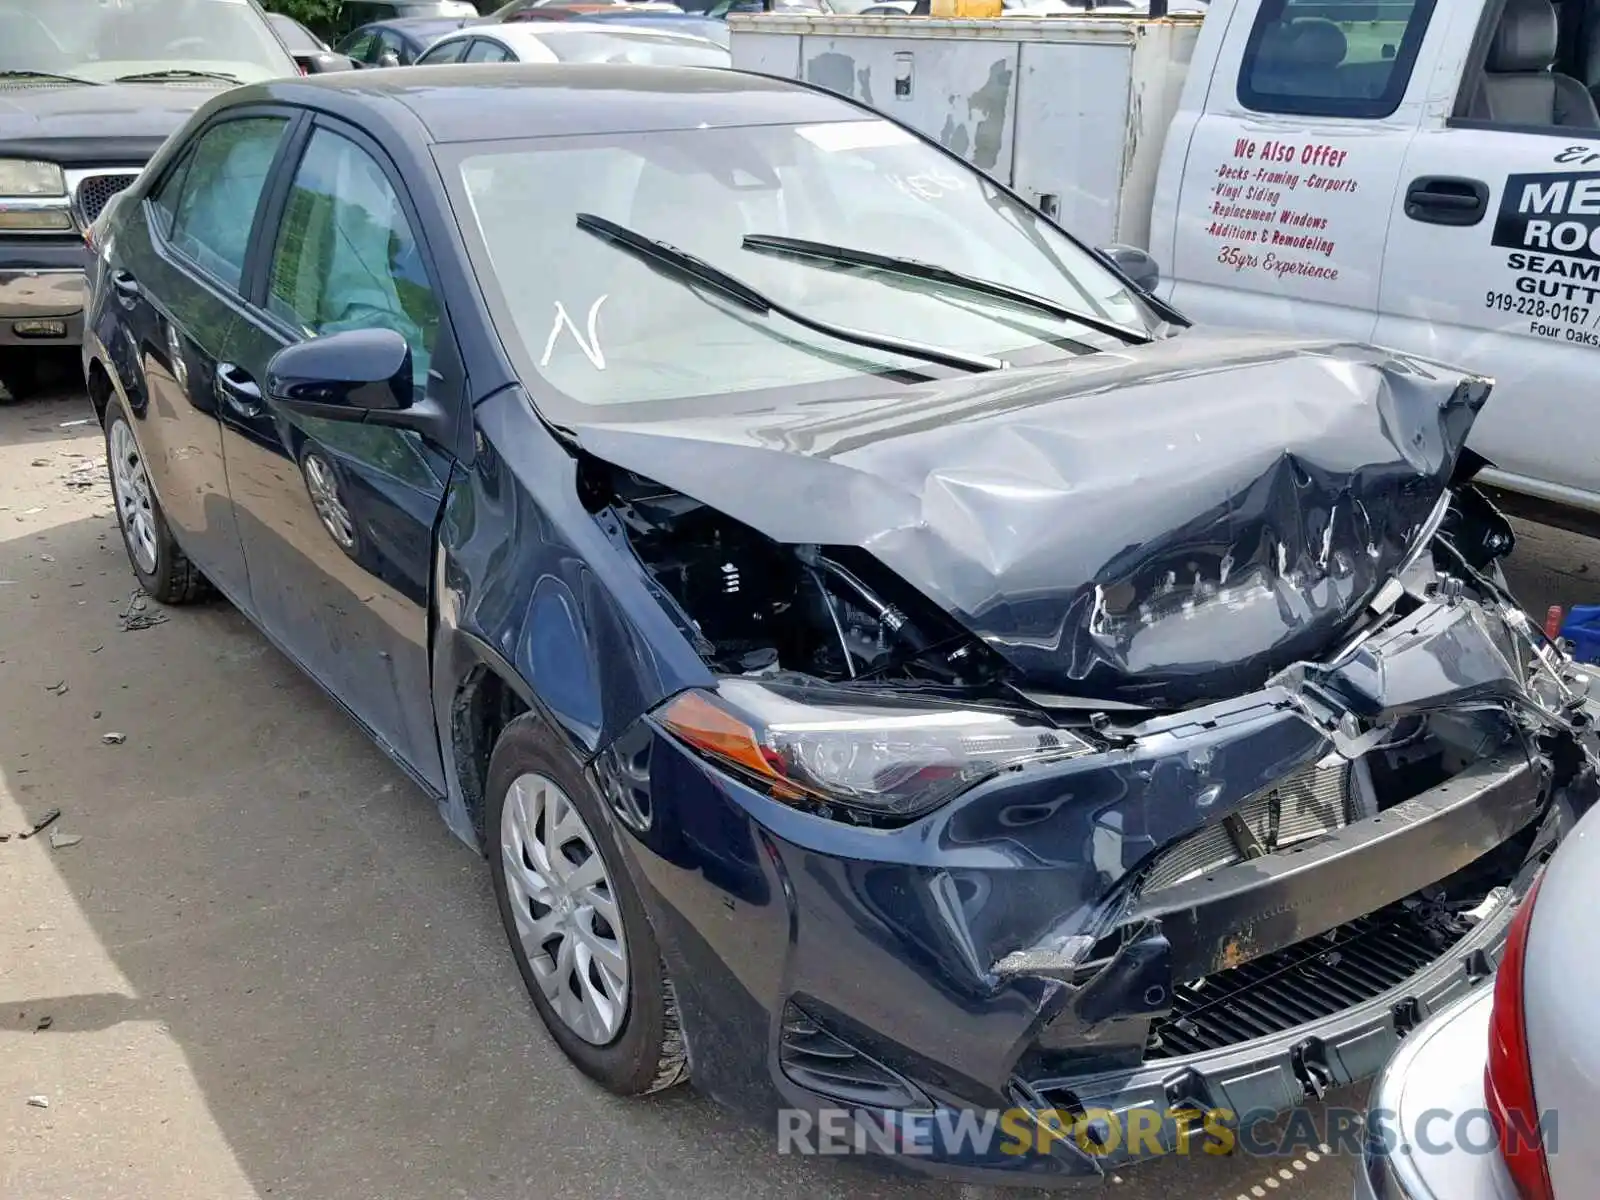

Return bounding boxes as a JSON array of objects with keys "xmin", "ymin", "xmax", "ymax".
[
  {"xmin": 486, "ymin": 715, "xmax": 688, "ymax": 1096},
  {"xmin": 0, "ymin": 348, "xmax": 78, "ymax": 402},
  {"xmin": 103, "ymin": 397, "xmax": 208, "ymax": 605}
]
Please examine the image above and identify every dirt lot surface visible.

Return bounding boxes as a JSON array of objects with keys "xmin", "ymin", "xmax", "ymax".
[{"xmin": 3, "ymin": 387, "xmax": 1595, "ymax": 1200}]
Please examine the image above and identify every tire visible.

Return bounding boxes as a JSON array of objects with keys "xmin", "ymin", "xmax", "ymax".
[
  {"xmin": 103, "ymin": 396, "xmax": 209, "ymax": 605},
  {"xmin": 487, "ymin": 715, "xmax": 688, "ymax": 1096},
  {"xmin": 0, "ymin": 347, "xmax": 80, "ymax": 402}
]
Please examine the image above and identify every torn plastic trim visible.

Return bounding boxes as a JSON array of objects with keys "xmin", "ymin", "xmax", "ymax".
[
  {"xmin": 986, "ymin": 593, "xmax": 1600, "ymax": 1015},
  {"xmin": 1122, "ymin": 749, "xmax": 1543, "ymax": 983}
]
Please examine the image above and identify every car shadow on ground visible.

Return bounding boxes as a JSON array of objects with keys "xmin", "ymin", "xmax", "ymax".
[{"xmin": 0, "ymin": 393, "xmax": 1364, "ymax": 1200}]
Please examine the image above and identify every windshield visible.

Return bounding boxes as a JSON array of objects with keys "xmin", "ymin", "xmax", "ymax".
[
  {"xmin": 0, "ymin": 0, "xmax": 296, "ymax": 84},
  {"xmin": 530, "ymin": 30, "xmax": 729, "ymax": 64},
  {"xmin": 268, "ymin": 15, "xmax": 322, "ymax": 54},
  {"xmin": 449, "ymin": 119, "xmax": 1150, "ymax": 410}
]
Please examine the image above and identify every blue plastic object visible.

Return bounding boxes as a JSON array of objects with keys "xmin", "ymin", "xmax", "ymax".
[{"xmin": 1559, "ymin": 604, "xmax": 1600, "ymax": 665}]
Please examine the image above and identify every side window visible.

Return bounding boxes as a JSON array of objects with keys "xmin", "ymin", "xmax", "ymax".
[
  {"xmin": 376, "ymin": 29, "xmax": 408, "ymax": 65},
  {"xmin": 1237, "ymin": 0, "xmax": 1437, "ymax": 119},
  {"xmin": 339, "ymin": 29, "xmax": 377, "ymax": 59},
  {"xmin": 464, "ymin": 38, "xmax": 509, "ymax": 62},
  {"xmin": 147, "ymin": 148, "xmax": 194, "ymax": 241},
  {"xmin": 421, "ymin": 37, "xmax": 469, "ymax": 64},
  {"xmin": 266, "ymin": 128, "xmax": 440, "ymax": 389},
  {"xmin": 167, "ymin": 117, "xmax": 289, "ymax": 289},
  {"xmin": 1457, "ymin": 0, "xmax": 1600, "ymax": 129}
]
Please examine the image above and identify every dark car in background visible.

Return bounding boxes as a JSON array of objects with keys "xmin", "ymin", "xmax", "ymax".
[
  {"xmin": 328, "ymin": 0, "xmax": 481, "ymax": 42},
  {"xmin": 0, "ymin": 0, "xmax": 297, "ymax": 400},
  {"xmin": 80, "ymin": 63, "xmax": 1600, "ymax": 1187},
  {"xmin": 336, "ymin": 16, "xmax": 480, "ymax": 66},
  {"xmin": 266, "ymin": 12, "xmax": 359, "ymax": 74}
]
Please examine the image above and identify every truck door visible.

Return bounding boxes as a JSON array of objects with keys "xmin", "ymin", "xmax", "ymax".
[
  {"xmin": 1374, "ymin": 0, "xmax": 1600, "ymax": 515},
  {"xmin": 1160, "ymin": 0, "xmax": 1448, "ymax": 341}
]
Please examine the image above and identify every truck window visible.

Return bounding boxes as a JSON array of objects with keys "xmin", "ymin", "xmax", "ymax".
[
  {"xmin": 1455, "ymin": 0, "xmax": 1600, "ymax": 131},
  {"xmin": 1237, "ymin": 0, "xmax": 1438, "ymax": 119}
]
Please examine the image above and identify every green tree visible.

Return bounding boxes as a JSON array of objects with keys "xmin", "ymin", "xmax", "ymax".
[{"xmin": 261, "ymin": 0, "xmax": 341, "ymax": 36}]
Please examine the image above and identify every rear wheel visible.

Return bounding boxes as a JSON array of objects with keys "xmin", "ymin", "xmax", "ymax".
[
  {"xmin": 104, "ymin": 398, "xmax": 208, "ymax": 604},
  {"xmin": 486, "ymin": 716, "xmax": 688, "ymax": 1095}
]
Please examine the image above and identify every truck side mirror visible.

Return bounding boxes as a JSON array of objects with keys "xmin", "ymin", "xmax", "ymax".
[{"xmin": 1097, "ymin": 243, "xmax": 1160, "ymax": 293}]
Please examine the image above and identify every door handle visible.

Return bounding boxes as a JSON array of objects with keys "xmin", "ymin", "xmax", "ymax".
[
  {"xmin": 1404, "ymin": 176, "xmax": 1489, "ymax": 227},
  {"xmin": 215, "ymin": 362, "xmax": 264, "ymax": 418},
  {"xmin": 111, "ymin": 269, "xmax": 140, "ymax": 301}
]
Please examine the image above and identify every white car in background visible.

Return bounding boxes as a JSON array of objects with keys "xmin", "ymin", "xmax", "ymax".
[
  {"xmin": 1358, "ymin": 799, "xmax": 1597, "ymax": 1199},
  {"xmin": 415, "ymin": 19, "xmax": 730, "ymax": 64}
]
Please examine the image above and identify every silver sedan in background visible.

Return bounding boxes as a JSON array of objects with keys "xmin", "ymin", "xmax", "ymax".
[
  {"xmin": 416, "ymin": 19, "xmax": 729, "ymax": 64},
  {"xmin": 1357, "ymin": 795, "xmax": 1595, "ymax": 1198}
]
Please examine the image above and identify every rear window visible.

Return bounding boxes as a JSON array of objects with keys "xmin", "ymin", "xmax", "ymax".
[{"xmin": 1237, "ymin": 0, "xmax": 1437, "ymax": 119}]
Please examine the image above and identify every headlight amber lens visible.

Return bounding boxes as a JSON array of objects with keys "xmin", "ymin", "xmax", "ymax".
[
  {"xmin": 660, "ymin": 679, "xmax": 1093, "ymax": 818},
  {"xmin": 0, "ymin": 209, "xmax": 73, "ymax": 231}
]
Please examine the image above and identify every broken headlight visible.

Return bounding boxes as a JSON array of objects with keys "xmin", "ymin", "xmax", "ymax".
[{"xmin": 658, "ymin": 678, "xmax": 1093, "ymax": 819}]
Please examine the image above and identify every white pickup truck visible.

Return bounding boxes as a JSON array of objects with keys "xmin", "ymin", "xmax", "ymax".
[{"xmin": 730, "ymin": 0, "xmax": 1600, "ymax": 525}]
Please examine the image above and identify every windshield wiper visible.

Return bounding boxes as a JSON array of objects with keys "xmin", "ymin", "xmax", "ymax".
[
  {"xmin": 0, "ymin": 69, "xmax": 100, "ymax": 85},
  {"xmin": 114, "ymin": 69, "xmax": 241, "ymax": 84},
  {"xmin": 574, "ymin": 213, "xmax": 1003, "ymax": 374},
  {"xmin": 742, "ymin": 234, "xmax": 1153, "ymax": 347}
]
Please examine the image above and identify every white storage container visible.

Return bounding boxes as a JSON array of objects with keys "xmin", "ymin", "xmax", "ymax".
[{"xmin": 728, "ymin": 12, "xmax": 1202, "ymax": 248}]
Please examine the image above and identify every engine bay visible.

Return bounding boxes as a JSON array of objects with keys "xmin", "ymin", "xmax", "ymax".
[{"xmin": 583, "ymin": 460, "xmax": 1004, "ymax": 689}]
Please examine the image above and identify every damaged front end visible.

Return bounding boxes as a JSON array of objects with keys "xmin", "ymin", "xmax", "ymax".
[{"xmin": 574, "ymin": 340, "xmax": 1600, "ymax": 1179}]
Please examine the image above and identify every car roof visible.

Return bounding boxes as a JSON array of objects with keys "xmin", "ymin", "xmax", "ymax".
[
  {"xmin": 459, "ymin": 21, "xmax": 719, "ymax": 47},
  {"xmin": 359, "ymin": 16, "xmax": 481, "ymax": 37},
  {"xmin": 238, "ymin": 63, "xmax": 868, "ymax": 142}
]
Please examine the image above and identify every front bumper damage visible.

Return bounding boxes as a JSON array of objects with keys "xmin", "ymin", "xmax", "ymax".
[{"xmin": 600, "ymin": 585, "xmax": 1600, "ymax": 1185}]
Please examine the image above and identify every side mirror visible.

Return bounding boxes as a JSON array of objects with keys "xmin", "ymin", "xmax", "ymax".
[
  {"xmin": 268, "ymin": 328, "xmax": 456, "ymax": 443},
  {"xmin": 267, "ymin": 328, "xmax": 455, "ymax": 444},
  {"xmin": 377, "ymin": 49, "xmax": 402, "ymax": 68},
  {"xmin": 1097, "ymin": 243, "xmax": 1160, "ymax": 293},
  {"xmin": 301, "ymin": 52, "xmax": 358, "ymax": 73}
]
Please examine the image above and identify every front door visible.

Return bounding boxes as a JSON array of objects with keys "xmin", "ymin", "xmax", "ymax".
[
  {"xmin": 1375, "ymin": 0, "xmax": 1600, "ymax": 510},
  {"xmin": 218, "ymin": 119, "xmax": 456, "ymax": 790},
  {"xmin": 110, "ymin": 113, "xmax": 294, "ymax": 603},
  {"xmin": 1160, "ymin": 0, "xmax": 1444, "ymax": 341}
]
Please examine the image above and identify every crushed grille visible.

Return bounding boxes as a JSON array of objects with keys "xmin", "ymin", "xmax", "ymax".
[
  {"xmin": 1145, "ymin": 898, "xmax": 1470, "ymax": 1059},
  {"xmin": 1141, "ymin": 761, "xmax": 1353, "ymax": 891}
]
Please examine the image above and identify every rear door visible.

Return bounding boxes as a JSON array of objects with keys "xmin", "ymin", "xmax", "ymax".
[
  {"xmin": 216, "ymin": 117, "xmax": 458, "ymax": 790},
  {"xmin": 1374, "ymin": 0, "xmax": 1600, "ymax": 512},
  {"xmin": 107, "ymin": 112, "xmax": 295, "ymax": 605},
  {"xmin": 1163, "ymin": 0, "xmax": 1448, "ymax": 341}
]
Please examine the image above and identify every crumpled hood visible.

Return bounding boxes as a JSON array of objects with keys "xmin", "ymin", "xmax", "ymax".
[
  {"xmin": 570, "ymin": 331, "xmax": 1491, "ymax": 707},
  {"xmin": 0, "ymin": 82, "xmax": 221, "ymax": 160}
]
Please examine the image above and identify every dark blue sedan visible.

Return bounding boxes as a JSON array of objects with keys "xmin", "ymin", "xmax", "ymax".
[
  {"xmin": 80, "ymin": 64, "xmax": 1591, "ymax": 1186},
  {"xmin": 335, "ymin": 16, "xmax": 478, "ymax": 65}
]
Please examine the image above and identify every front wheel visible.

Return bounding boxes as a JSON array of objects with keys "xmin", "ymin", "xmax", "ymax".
[
  {"xmin": 487, "ymin": 716, "xmax": 688, "ymax": 1096},
  {"xmin": 104, "ymin": 398, "xmax": 208, "ymax": 604}
]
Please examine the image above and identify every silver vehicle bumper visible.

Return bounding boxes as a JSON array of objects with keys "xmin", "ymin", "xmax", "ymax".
[
  {"xmin": 0, "ymin": 266, "xmax": 86, "ymax": 347},
  {"xmin": 1356, "ymin": 987, "xmax": 1520, "ymax": 1200}
]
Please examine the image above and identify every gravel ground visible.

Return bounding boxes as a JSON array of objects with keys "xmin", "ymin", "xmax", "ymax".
[{"xmin": 2, "ymin": 386, "xmax": 1595, "ymax": 1200}]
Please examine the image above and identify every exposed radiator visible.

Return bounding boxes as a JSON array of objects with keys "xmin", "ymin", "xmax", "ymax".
[{"xmin": 1140, "ymin": 760, "xmax": 1354, "ymax": 892}]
